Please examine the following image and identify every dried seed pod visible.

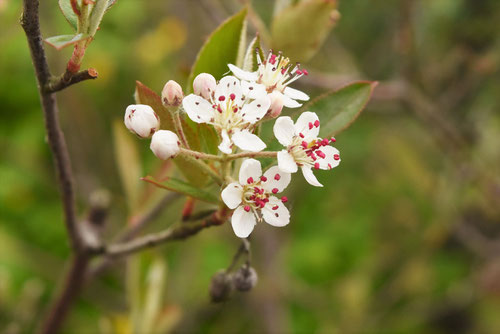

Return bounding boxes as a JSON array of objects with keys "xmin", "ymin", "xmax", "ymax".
[
  {"xmin": 233, "ymin": 265, "xmax": 258, "ymax": 292},
  {"xmin": 209, "ymin": 270, "xmax": 233, "ymax": 303}
]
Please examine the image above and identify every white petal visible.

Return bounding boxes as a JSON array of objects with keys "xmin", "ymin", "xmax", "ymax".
[
  {"xmin": 228, "ymin": 64, "xmax": 258, "ymax": 82},
  {"xmin": 273, "ymin": 116, "xmax": 295, "ymax": 146},
  {"xmin": 218, "ymin": 129, "xmax": 233, "ymax": 154},
  {"xmin": 221, "ymin": 182, "xmax": 243, "ymax": 209},
  {"xmin": 238, "ymin": 158, "xmax": 262, "ymax": 185},
  {"xmin": 182, "ymin": 94, "xmax": 213, "ymax": 124},
  {"xmin": 301, "ymin": 166, "xmax": 323, "ymax": 187},
  {"xmin": 215, "ymin": 76, "xmax": 243, "ymax": 103},
  {"xmin": 277, "ymin": 150, "xmax": 298, "ymax": 173},
  {"xmin": 316, "ymin": 145, "xmax": 341, "ymax": 170},
  {"xmin": 294, "ymin": 111, "xmax": 320, "ymax": 141},
  {"xmin": 261, "ymin": 166, "xmax": 291, "ymax": 193},
  {"xmin": 284, "ymin": 87, "xmax": 309, "ymax": 101},
  {"xmin": 241, "ymin": 95, "xmax": 271, "ymax": 123},
  {"xmin": 282, "ymin": 94, "xmax": 302, "ymax": 108},
  {"xmin": 232, "ymin": 129, "xmax": 266, "ymax": 152},
  {"xmin": 231, "ymin": 206, "xmax": 257, "ymax": 238},
  {"xmin": 240, "ymin": 80, "xmax": 267, "ymax": 99},
  {"xmin": 262, "ymin": 196, "xmax": 290, "ymax": 227}
]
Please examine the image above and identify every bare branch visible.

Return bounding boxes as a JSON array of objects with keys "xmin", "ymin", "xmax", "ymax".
[{"xmin": 46, "ymin": 68, "xmax": 98, "ymax": 93}]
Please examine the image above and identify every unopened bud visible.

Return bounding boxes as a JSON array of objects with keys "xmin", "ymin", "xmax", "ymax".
[
  {"xmin": 266, "ymin": 92, "xmax": 284, "ymax": 119},
  {"xmin": 193, "ymin": 73, "xmax": 216, "ymax": 99},
  {"xmin": 124, "ymin": 104, "xmax": 160, "ymax": 138},
  {"xmin": 233, "ymin": 265, "xmax": 258, "ymax": 292},
  {"xmin": 209, "ymin": 270, "xmax": 233, "ymax": 303},
  {"xmin": 162, "ymin": 80, "xmax": 184, "ymax": 107},
  {"xmin": 150, "ymin": 130, "xmax": 180, "ymax": 160}
]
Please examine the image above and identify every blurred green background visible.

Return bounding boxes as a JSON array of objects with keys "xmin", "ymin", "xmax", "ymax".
[{"xmin": 1, "ymin": 0, "xmax": 500, "ymax": 333}]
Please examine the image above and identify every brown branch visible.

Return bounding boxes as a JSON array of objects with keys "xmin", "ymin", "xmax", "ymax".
[
  {"xmin": 102, "ymin": 209, "xmax": 228, "ymax": 259},
  {"xmin": 46, "ymin": 68, "xmax": 98, "ymax": 93}
]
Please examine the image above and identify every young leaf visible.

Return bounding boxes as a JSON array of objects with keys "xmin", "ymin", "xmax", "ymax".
[
  {"xmin": 186, "ymin": 7, "xmax": 247, "ymax": 89},
  {"xmin": 88, "ymin": 0, "xmax": 108, "ymax": 36},
  {"xmin": 235, "ymin": 20, "xmax": 248, "ymax": 68},
  {"xmin": 271, "ymin": 0, "xmax": 339, "ymax": 62},
  {"xmin": 44, "ymin": 34, "xmax": 89, "ymax": 50},
  {"xmin": 303, "ymin": 81, "xmax": 378, "ymax": 137},
  {"xmin": 134, "ymin": 82, "xmax": 209, "ymax": 186},
  {"xmin": 107, "ymin": 0, "xmax": 118, "ymax": 11},
  {"xmin": 113, "ymin": 120, "xmax": 142, "ymax": 210},
  {"xmin": 242, "ymin": 35, "xmax": 260, "ymax": 72},
  {"xmin": 142, "ymin": 176, "xmax": 219, "ymax": 204},
  {"xmin": 58, "ymin": 0, "xmax": 79, "ymax": 31}
]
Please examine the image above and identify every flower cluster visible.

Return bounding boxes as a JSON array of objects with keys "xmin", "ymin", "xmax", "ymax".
[{"xmin": 124, "ymin": 50, "xmax": 341, "ymax": 238}]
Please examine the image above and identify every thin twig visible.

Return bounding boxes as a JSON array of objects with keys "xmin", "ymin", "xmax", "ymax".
[
  {"xmin": 227, "ymin": 238, "xmax": 250, "ymax": 272},
  {"xmin": 46, "ymin": 68, "xmax": 98, "ymax": 93}
]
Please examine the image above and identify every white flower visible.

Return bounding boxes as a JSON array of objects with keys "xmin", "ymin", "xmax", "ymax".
[
  {"xmin": 221, "ymin": 159, "xmax": 291, "ymax": 238},
  {"xmin": 124, "ymin": 104, "xmax": 160, "ymax": 138},
  {"xmin": 228, "ymin": 50, "xmax": 309, "ymax": 108},
  {"xmin": 150, "ymin": 130, "xmax": 180, "ymax": 160},
  {"xmin": 273, "ymin": 112, "xmax": 340, "ymax": 187},
  {"xmin": 182, "ymin": 76, "xmax": 271, "ymax": 154},
  {"xmin": 162, "ymin": 80, "xmax": 183, "ymax": 107}
]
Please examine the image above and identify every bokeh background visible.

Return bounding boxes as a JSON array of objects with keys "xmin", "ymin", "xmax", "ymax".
[{"xmin": 1, "ymin": 0, "xmax": 500, "ymax": 333}]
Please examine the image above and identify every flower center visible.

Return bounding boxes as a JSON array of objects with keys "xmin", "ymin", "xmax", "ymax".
[
  {"xmin": 209, "ymin": 93, "xmax": 246, "ymax": 131},
  {"xmin": 256, "ymin": 51, "xmax": 308, "ymax": 93},
  {"xmin": 288, "ymin": 135, "xmax": 337, "ymax": 169}
]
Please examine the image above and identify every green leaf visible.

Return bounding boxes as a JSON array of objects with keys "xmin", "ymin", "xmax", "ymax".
[
  {"xmin": 107, "ymin": 0, "xmax": 118, "ymax": 10},
  {"xmin": 242, "ymin": 35, "xmax": 260, "ymax": 72},
  {"xmin": 58, "ymin": 0, "xmax": 79, "ymax": 31},
  {"xmin": 112, "ymin": 120, "xmax": 142, "ymax": 211},
  {"xmin": 302, "ymin": 81, "xmax": 378, "ymax": 137},
  {"xmin": 142, "ymin": 176, "xmax": 219, "ymax": 204},
  {"xmin": 271, "ymin": 0, "xmax": 339, "ymax": 62},
  {"xmin": 134, "ymin": 82, "xmax": 209, "ymax": 186},
  {"xmin": 187, "ymin": 7, "xmax": 248, "ymax": 89},
  {"xmin": 44, "ymin": 34, "xmax": 89, "ymax": 50},
  {"xmin": 88, "ymin": 0, "xmax": 108, "ymax": 36},
  {"xmin": 235, "ymin": 20, "xmax": 248, "ymax": 68}
]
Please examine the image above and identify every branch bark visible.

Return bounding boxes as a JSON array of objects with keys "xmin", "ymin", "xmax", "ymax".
[{"xmin": 47, "ymin": 68, "xmax": 99, "ymax": 93}]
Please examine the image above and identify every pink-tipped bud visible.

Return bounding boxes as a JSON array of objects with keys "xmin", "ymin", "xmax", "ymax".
[
  {"xmin": 150, "ymin": 130, "xmax": 180, "ymax": 160},
  {"xmin": 266, "ymin": 91, "xmax": 284, "ymax": 119},
  {"xmin": 124, "ymin": 104, "xmax": 159, "ymax": 138},
  {"xmin": 162, "ymin": 80, "xmax": 183, "ymax": 107},
  {"xmin": 193, "ymin": 73, "xmax": 216, "ymax": 100}
]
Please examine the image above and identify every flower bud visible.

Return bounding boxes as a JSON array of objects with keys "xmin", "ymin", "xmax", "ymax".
[
  {"xmin": 162, "ymin": 80, "xmax": 184, "ymax": 107},
  {"xmin": 233, "ymin": 265, "xmax": 258, "ymax": 292},
  {"xmin": 150, "ymin": 130, "xmax": 180, "ymax": 160},
  {"xmin": 209, "ymin": 270, "xmax": 233, "ymax": 303},
  {"xmin": 266, "ymin": 91, "xmax": 284, "ymax": 119},
  {"xmin": 193, "ymin": 73, "xmax": 216, "ymax": 99},
  {"xmin": 124, "ymin": 104, "xmax": 160, "ymax": 138}
]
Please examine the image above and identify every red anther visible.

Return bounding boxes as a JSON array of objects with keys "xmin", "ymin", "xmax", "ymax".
[
  {"xmin": 314, "ymin": 120, "xmax": 320, "ymax": 127},
  {"xmin": 249, "ymin": 195, "xmax": 255, "ymax": 200},
  {"xmin": 260, "ymin": 188, "xmax": 265, "ymax": 194},
  {"xmin": 244, "ymin": 205, "xmax": 251, "ymax": 212},
  {"xmin": 260, "ymin": 176, "xmax": 268, "ymax": 182},
  {"xmin": 299, "ymin": 133, "xmax": 305, "ymax": 138},
  {"xmin": 263, "ymin": 198, "xmax": 269, "ymax": 203},
  {"xmin": 316, "ymin": 150, "xmax": 325, "ymax": 159},
  {"xmin": 272, "ymin": 205, "xmax": 279, "ymax": 210},
  {"xmin": 254, "ymin": 187, "xmax": 260, "ymax": 193},
  {"xmin": 311, "ymin": 155, "xmax": 317, "ymax": 161},
  {"xmin": 229, "ymin": 93, "xmax": 236, "ymax": 100},
  {"xmin": 233, "ymin": 106, "xmax": 238, "ymax": 113},
  {"xmin": 302, "ymin": 69, "xmax": 309, "ymax": 75},
  {"xmin": 281, "ymin": 196, "xmax": 288, "ymax": 203},
  {"xmin": 247, "ymin": 177, "xmax": 254, "ymax": 184},
  {"xmin": 308, "ymin": 122, "xmax": 313, "ymax": 130},
  {"xmin": 218, "ymin": 95, "xmax": 225, "ymax": 101},
  {"xmin": 331, "ymin": 137, "xmax": 336, "ymax": 142},
  {"xmin": 301, "ymin": 141, "xmax": 308, "ymax": 149},
  {"xmin": 217, "ymin": 106, "xmax": 222, "ymax": 113},
  {"xmin": 274, "ymin": 173, "xmax": 281, "ymax": 181},
  {"xmin": 260, "ymin": 201, "xmax": 266, "ymax": 208},
  {"xmin": 281, "ymin": 68, "xmax": 286, "ymax": 74},
  {"xmin": 314, "ymin": 162, "xmax": 320, "ymax": 169},
  {"xmin": 272, "ymin": 188, "xmax": 279, "ymax": 194},
  {"xmin": 328, "ymin": 163, "xmax": 332, "ymax": 169},
  {"xmin": 334, "ymin": 154, "xmax": 340, "ymax": 160},
  {"xmin": 322, "ymin": 138, "xmax": 329, "ymax": 146},
  {"xmin": 296, "ymin": 70, "xmax": 302, "ymax": 75}
]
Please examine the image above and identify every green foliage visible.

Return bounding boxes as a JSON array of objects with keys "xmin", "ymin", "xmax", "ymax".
[
  {"xmin": 58, "ymin": 0, "xmax": 78, "ymax": 31},
  {"xmin": 44, "ymin": 33, "xmax": 89, "ymax": 50},
  {"xmin": 302, "ymin": 81, "xmax": 378, "ymax": 137},
  {"xmin": 142, "ymin": 176, "xmax": 219, "ymax": 204},
  {"xmin": 271, "ymin": 0, "xmax": 338, "ymax": 62}
]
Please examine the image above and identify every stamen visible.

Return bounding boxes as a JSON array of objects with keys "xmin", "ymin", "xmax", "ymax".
[
  {"xmin": 244, "ymin": 205, "xmax": 251, "ymax": 212},
  {"xmin": 281, "ymin": 196, "xmax": 288, "ymax": 203},
  {"xmin": 247, "ymin": 177, "xmax": 254, "ymax": 184},
  {"xmin": 272, "ymin": 205, "xmax": 279, "ymax": 210},
  {"xmin": 272, "ymin": 188, "xmax": 278, "ymax": 194},
  {"xmin": 314, "ymin": 162, "xmax": 320, "ymax": 169},
  {"xmin": 229, "ymin": 93, "xmax": 235, "ymax": 101},
  {"xmin": 260, "ymin": 176, "xmax": 267, "ymax": 182},
  {"xmin": 334, "ymin": 154, "xmax": 340, "ymax": 160},
  {"xmin": 299, "ymin": 133, "xmax": 305, "ymax": 138},
  {"xmin": 314, "ymin": 120, "xmax": 320, "ymax": 127},
  {"xmin": 308, "ymin": 122, "xmax": 313, "ymax": 130},
  {"xmin": 274, "ymin": 173, "xmax": 281, "ymax": 181}
]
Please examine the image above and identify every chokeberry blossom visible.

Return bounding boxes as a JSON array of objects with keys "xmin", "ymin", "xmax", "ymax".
[
  {"xmin": 183, "ymin": 75, "xmax": 271, "ymax": 154},
  {"xmin": 150, "ymin": 130, "xmax": 181, "ymax": 160},
  {"xmin": 273, "ymin": 112, "xmax": 340, "ymax": 187},
  {"xmin": 228, "ymin": 51, "xmax": 309, "ymax": 108},
  {"xmin": 124, "ymin": 104, "xmax": 160, "ymax": 138},
  {"xmin": 221, "ymin": 159, "xmax": 291, "ymax": 238}
]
